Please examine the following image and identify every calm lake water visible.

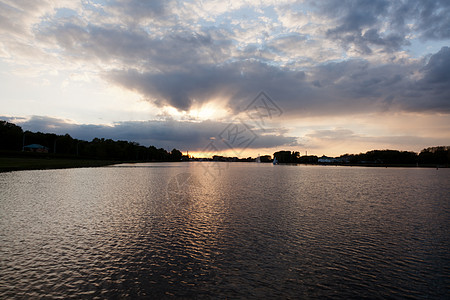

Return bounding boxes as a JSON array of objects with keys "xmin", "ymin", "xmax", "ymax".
[{"xmin": 1, "ymin": 162, "xmax": 449, "ymax": 298}]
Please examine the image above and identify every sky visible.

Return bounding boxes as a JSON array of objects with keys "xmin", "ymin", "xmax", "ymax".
[{"xmin": 1, "ymin": 0, "xmax": 449, "ymax": 157}]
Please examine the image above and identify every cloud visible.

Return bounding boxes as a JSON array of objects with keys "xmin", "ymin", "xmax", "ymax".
[
  {"xmin": 420, "ymin": 46, "xmax": 450, "ymax": 84},
  {"xmin": 400, "ymin": 46, "xmax": 450, "ymax": 112},
  {"xmin": 106, "ymin": 47, "xmax": 450, "ymax": 116},
  {"xmin": 319, "ymin": 0, "xmax": 450, "ymax": 53},
  {"xmin": 0, "ymin": 1, "xmax": 53, "ymax": 36},
  {"xmin": 401, "ymin": 0, "xmax": 450, "ymax": 40},
  {"xmin": 37, "ymin": 20, "xmax": 233, "ymax": 71},
  {"xmin": 10, "ymin": 115, "xmax": 298, "ymax": 152},
  {"xmin": 28, "ymin": 1, "xmax": 449, "ymax": 116},
  {"xmin": 106, "ymin": 60, "xmax": 308, "ymax": 111},
  {"xmin": 322, "ymin": 1, "xmax": 408, "ymax": 54},
  {"xmin": 108, "ymin": 0, "xmax": 169, "ymax": 20},
  {"xmin": 1, "ymin": 0, "xmax": 449, "ymax": 123},
  {"xmin": 306, "ymin": 128, "xmax": 356, "ymax": 140}
]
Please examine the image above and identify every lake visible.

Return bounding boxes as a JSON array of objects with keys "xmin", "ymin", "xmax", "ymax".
[{"xmin": 0, "ymin": 162, "xmax": 449, "ymax": 298}]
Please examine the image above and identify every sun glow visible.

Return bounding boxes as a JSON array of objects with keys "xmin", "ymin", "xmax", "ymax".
[
  {"xmin": 188, "ymin": 101, "xmax": 230, "ymax": 121},
  {"xmin": 159, "ymin": 100, "xmax": 230, "ymax": 121}
]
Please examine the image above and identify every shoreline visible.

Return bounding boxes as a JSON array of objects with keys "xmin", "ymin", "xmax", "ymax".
[
  {"xmin": 1, "ymin": 157, "xmax": 448, "ymax": 173},
  {"xmin": 0, "ymin": 157, "xmax": 118, "ymax": 173}
]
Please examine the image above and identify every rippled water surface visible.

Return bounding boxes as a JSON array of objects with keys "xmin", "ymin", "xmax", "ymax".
[{"xmin": 1, "ymin": 163, "xmax": 449, "ymax": 298}]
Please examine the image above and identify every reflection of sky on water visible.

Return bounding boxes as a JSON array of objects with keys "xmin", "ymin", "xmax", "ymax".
[{"xmin": 0, "ymin": 163, "xmax": 448, "ymax": 298}]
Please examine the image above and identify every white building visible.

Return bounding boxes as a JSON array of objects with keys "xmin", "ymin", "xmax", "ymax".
[{"xmin": 318, "ymin": 155, "xmax": 338, "ymax": 163}]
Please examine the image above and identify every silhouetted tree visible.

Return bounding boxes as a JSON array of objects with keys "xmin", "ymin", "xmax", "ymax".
[
  {"xmin": 419, "ymin": 146, "xmax": 450, "ymax": 165},
  {"xmin": 0, "ymin": 120, "xmax": 184, "ymax": 162},
  {"xmin": 0, "ymin": 121, "xmax": 23, "ymax": 151},
  {"xmin": 170, "ymin": 149, "xmax": 182, "ymax": 161},
  {"xmin": 274, "ymin": 151, "xmax": 291, "ymax": 163}
]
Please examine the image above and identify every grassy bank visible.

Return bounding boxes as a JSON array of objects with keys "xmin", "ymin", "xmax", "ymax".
[{"xmin": 0, "ymin": 157, "xmax": 117, "ymax": 173}]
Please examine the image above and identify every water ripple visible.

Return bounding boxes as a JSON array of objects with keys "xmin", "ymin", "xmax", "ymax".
[{"xmin": 0, "ymin": 164, "xmax": 449, "ymax": 298}]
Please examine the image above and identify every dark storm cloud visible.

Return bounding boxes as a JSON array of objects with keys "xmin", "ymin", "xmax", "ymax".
[
  {"xmin": 107, "ymin": 47, "xmax": 450, "ymax": 116},
  {"xmin": 320, "ymin": 0, "xmax": 405, "ymax": 53},
  {"xmin": 30, "ymin": 0, "xmax": 450, "ymax": 116},
  {"xmin": 320, "ymin": 0, "xmax": 450, "ymax": 53},
  {"xmin": 15, "ymin": 116, "xmax": 297, "ymax": 152},
  {"xmin": 37, "ymin": 20, "xmax": 232, "ymax": 69},
  {"xmin": 406, "ymin": 46, "xmax": 450, "ymax": 111},
  {"xmin": 309, "ymin": 48, "xmax": 450, "ymax": 113},
  {"xmin": 106, "ymin": 60, "xmax": 309, "ymax": 112},
  {"xmin": 394, "ymin": 0, "xmax": 450, "ymax": 40},
  {"xmin": 420, "ymin": 46, "xmax": 450, "ymax": 84}
]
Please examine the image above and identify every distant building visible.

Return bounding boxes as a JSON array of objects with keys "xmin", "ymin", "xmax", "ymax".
[
  {"xmin": 318, "ymin": 155, "xmax": 337, "ymax": 163},
  {"xmin": 23, "ymin": 144, "xmax": 49, "ymax": 153},
  {"xmin": 336, "ymin": 156, "xmax": 350, "ymax": 163}
]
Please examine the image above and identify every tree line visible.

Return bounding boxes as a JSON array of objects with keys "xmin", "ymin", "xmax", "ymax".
[
  {"xmin": 0, "ymin": 120, "xmax": 182, "ymax": 161},
  {"xmin": 274, "ymin": 147, "xmax": 450, "ymax": 165}
]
